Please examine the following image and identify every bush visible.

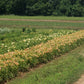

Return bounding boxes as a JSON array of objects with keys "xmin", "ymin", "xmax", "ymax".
[
  {"xmin": 22, "ymin": 27, "xmax": 26, "ymax": 32},
  {"xmin": 27, "ymin": 28, "xmax": 31, "ymax": 33},
  {"xmin": 31, "ymin": 28, "xmax": 36, "ymax": 32}
]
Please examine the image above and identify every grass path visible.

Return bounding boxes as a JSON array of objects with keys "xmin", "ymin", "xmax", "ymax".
[
  {"xmin": 6, "ymin": 44, "xmax": 84, "ymax": 84},
  {"xmin": 0, "ymin": 16, "xmax": 84, "ymax": 21}
]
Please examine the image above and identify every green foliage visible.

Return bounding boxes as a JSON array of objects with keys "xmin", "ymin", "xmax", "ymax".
[
  {"xmin": 22, "ymin": 27, "xmax": 26, "ymax": 32},
  {"xmin": 27, "ymin": 28, "xmax": 31, "ymax": 33},
  {"xmin": 31, "ymin": 28, "xmax": 36, "ymax": 32},
  {"xmin": 7, "ymin": 44, "xmax": 84, "ymax": 84},
  {"xmin": 0, "ymin": 0, "xmax": 84, "ymax": 16},
  {"xmin": 0, "ymin": 30, "xmax": 84, "ymax": 83},
  {"xmin": 0, "ymin": 28, "xmax": 75, "ymax": 54}
]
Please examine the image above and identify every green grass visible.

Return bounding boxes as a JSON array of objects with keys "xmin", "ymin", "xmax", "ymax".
[
  {"xmin": 0, "ymin": 15, "xmax": 84, "ymax": 21},
  {"xmin": 0, "ymin": 20, "xmax": 84, "ymax": 29},
  {"xmin": 7, "ymin": 44, "xmax": 84, "ymax": 84},
  {"xmin": 0, "ymin": 16, "xmax": 84, "ymax": 30}
]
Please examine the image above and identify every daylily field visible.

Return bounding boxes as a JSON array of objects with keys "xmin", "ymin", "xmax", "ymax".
[
  {"xmin": 0, "ymin": 28, "xmax": 84, "ymax": 83},
  {"xmin": 0, "ymin": 16, "xmax": 84, "ymax": 83}
]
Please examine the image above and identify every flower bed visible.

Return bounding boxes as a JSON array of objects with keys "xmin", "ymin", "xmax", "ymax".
[
  {"xmin": 0, "ymin": 30, "xmax": 84, "ymax": 83},
  {"xmin": 0, "ymin": 29, "xmax": 75, "ymax": 54}
]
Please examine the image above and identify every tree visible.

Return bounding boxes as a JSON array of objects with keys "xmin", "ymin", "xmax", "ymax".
[
  {"xmin": 0, "ymin": 0, "xmax": 84, "ymax": 16},
  {"xmin": 0, "ymin": 0, "xmax": 6, "ymax": 14},
  {"xmin": 12, "ymin": 0, "xmax": 26, "ymax": 15}
]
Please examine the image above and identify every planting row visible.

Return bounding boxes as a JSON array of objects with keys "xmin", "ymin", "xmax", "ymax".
[
  {"xmin": 0, "ymin": 30, "xmax": 84, "ymax": 83},
  {"xmin": 0, "ymin": 29, "xmax": 75, "ymax": 54}
]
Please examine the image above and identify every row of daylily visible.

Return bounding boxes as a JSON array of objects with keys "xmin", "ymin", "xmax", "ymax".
[
  {"xmin": 0, "ymin": 30, "xmax": 84, "ymax": 83},
  {"xmin": 0, "ymin": 29, "xmax": 75, "ymax": 54}
]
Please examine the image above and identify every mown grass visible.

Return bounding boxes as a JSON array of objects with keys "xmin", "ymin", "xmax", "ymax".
[
  {"xmin": 0, "ymin": 15, "xmax": 84, "ymax": 21},
  {"xmin": 7, "ymin": 44, "xmax": 84, "ymax": 84}
]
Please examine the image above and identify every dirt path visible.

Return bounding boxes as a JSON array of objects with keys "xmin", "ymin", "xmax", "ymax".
[
  {"xmin": 74, "ymin": 46, "xmax": 84, "ymax": 84},
  {"xmin": 74, "ymin": 75, "xmax": 84, "ymax": 84},
  {"xmin": 0, "ymin": 18, "xmax": 84, "ymax": 23}
]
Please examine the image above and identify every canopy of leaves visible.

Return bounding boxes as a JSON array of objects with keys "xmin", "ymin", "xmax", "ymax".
[{"xmin": 0, "ymin": 0, "xmax": 84, "ymax": 16}]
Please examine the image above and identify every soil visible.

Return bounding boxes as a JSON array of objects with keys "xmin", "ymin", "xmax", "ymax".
[{"xmin": 74, "ymin": 75, "xmax": 84, "ymax": 84}]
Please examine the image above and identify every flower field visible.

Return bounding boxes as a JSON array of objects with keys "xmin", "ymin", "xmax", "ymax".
[
  {"xmin": 0, "ymin": 29, "xmax": 75, "ymax": 54},
  {"xmin": 0, "ymin": 30, "xmax": 84, "ymax": 83}
]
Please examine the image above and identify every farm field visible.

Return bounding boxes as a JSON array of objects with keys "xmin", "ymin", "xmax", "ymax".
[
  {"xmin": 0, "ymin": 20, "xmax": 84, "ymax": 29},
  {"xmin": 0, "ymin": 28, "xmax": 75, "ymax": 54},
  {"xmin": 0, "ymin": 16, "xmax": 84, "ymax": 84},
  {"xmin": 0, "ymin": 16, "xmax": 84, "ymax": 30},
  {"xmin": 7, "ymin": 44, "xmax": 84, "ymax": 84}
]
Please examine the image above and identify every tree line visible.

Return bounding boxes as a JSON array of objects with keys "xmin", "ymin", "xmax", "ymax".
[{"xmin": 0, "ymin": 0, "xmax": 84, "ymax": 16}]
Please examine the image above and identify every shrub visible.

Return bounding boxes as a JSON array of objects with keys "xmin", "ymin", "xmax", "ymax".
[
  {"xmin": 22, "ymin": 27, "xmax": 26, "ymax": 32},
  {"xmin": 27, "ymin": 28, "xmax": 31, "ymax": 33},
  {"xmin": 31, "ymin": 28, "xmax": 36, "ymax": 32}
]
